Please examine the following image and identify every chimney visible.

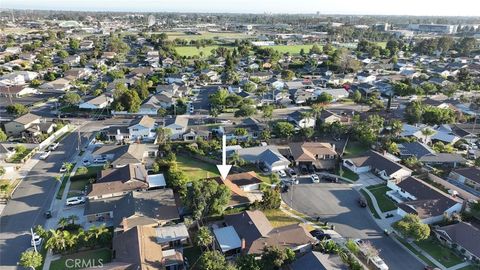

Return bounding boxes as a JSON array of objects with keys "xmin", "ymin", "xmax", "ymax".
[{"xmin": 241, "ymin": 238, "xmax": 246, "ymax": 250}]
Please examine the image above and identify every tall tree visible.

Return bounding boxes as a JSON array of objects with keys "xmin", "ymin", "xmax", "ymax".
[
  {"xmin": 19, "ymin": 250, "xmax": 42, "ymax": 270},
  {"xmin": 196, "ymin": 226, "xmax": 213, "ymax": 250}
]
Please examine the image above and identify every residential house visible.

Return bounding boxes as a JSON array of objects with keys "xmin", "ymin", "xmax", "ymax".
[
  {"xmin": 291, "ymin": 251, "xmax": 348, "ymax": 270},
  {"xmin": 235, "ymin": 145, "xmax": 290, "ymax": 172},
  {"xmin": 128, "ymin": 116, "xmax": 157, "ymax": 142},
  {"xmin": 398, "ymin": 142, "xmax": 435, "ymax": 159},
  {"xmin": 314, "ymin": 88, "xmax": 349, "ymax": 101},
  {"xmin": 434, "ymin": 222, "xmax": 480, "ymax": 263},
  {"xmin": 4, "ymin": 113, "xmax": 41, "ymax": 136},
  {"xmin": 207, "ymin": 176, "xmax": 252, "ymax": 208},
  {"xmin": 165, "ymin": 74, "xmax": 188, "ymax": 84},
  {"xmin": 182, "ymin": 128, "xmax": 210, "ymax": 142},
  {"xmin": 165, "ymin": 116, "xmax": 188, "ymax": 140},
  {"xmin": 39, "ymin": 78, "xmax": 71, "ymax": 91},
  {"xmin": 0, "ymin": 71, "xmax": 38, "ymax": 85},
  {"xmin": 420, "ymin": 153, "xmax": 466, "ymax": 168},
  {"xmin": 0, "ymin": 85, "xmax": 37, "ymax": 97},
  {"xmin": 449, "ymin": 167, "xmax": 480, "ymax": 191},
  {"xmin": 289, "ymin": 142, "xmax": 338, "ymax": 170},
  {"xmin": 87, "ymin": 164, "xmax": 149, "ymax": 199},
  {"xmin": 215, "ymin": 210, "xmax": 317, "ymax": 256},
  {"xmin": 288, "ymin": 111, "xmax": 315, "ymax": 128},
  {"xmin": 219, "ymin": 118, "xmax": 265, "ymax": 141},
  {"xmin": 64, "ymin": 67, "xmax": 92, "ymax": 80},
  {"xmin": 226, "ymin": 171, "xmax": 263, "ymax": 191},
  {"xmin": 84, "ymin": 189, "xmax": 179, "ymax": 227},
  {"xmin": 91, "ymin": 144, "xmax": 149, "ymax": 168},
  {"xmin": 78, "ymin": 94, "xmax": 113, "ymax": 110},
  {"xmin": 342, "ymin": 150, "xmax": 412, "ymax": 181},
  {"xmin": 387, "ymin": 176, "xmax": 463, "ymax": 224},
  {"xmin": 318, "ymin": 110, "xmax": 351, "ymax": 125}
]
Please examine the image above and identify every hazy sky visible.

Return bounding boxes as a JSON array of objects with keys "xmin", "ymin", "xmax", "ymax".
[{"xmin": 2, "ymin": 0, "xmax": 480, "ymax": 16}]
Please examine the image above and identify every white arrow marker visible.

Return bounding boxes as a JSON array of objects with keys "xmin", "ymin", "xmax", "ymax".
[{"xmin": 216, "ymin": 134, "xmax": 232, "ymax": 180}]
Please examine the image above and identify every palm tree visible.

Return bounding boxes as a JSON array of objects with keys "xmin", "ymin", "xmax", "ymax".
[
  {"xmin": 390, "ymin": 120, "xmax": 403, "ymax": 138},
  {"xmin": 421, "ymin": 128, "xmax": 435, "ymax": 144},
  {"xmin": 57, "ymin": 217, "xmax": 70, "ymax": 229},
  {"xmin": 45, "ymin": 230, "xmax": 73, "ymax": 254},
  {"xmin": 311, "ymin": 103, "xmax": 324, "ymax": 120},
  {"xmin": 87, "ymin": 225, "xmax": 110, "ymax": 248}
]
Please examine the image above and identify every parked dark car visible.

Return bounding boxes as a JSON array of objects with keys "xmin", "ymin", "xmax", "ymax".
[
  {"xmin": 300, "ymin": 165, "xmax": 308, "ymax": 174},
  {"xmin": 310, "ymin": 229, "xmax": 331, "ymax": 241},
  {"xmin": 43, "ymin": 211, "xmax": 52, "ymax": 219},
  {"xmin": 323, "ymin": 175, "xmax": 338, "ymax": 183},
  {"xmin": 358, "ymin": 197, "xmax": 367, "ymax": 208},
  {"xmin": 281, "ymin": 185, "xmax": 289, "ymax": 193}
]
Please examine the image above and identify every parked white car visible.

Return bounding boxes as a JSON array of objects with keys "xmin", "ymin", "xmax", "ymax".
[
  {"xmin": 277, "ymin": 170, "xmax": 287, "ymax": 178},
  {"xmin": 371, "ymin": 256, "xmax": 389, "ymax": 270},
  {"xmin": 39, "ymin": 151, "xmax": 51, "ymax": 160},
  {"xmin": 65, "ymin": 196, "xmax": 86, "ymax": 206},
  {"xmin": 310, "ymin": 174, "xmax": 320, "ymax": 183},
  {"xmin": 59, "ymin": 165, "xmax": 67, "ymax": 173},
  {"xmin": 93, "ymin": 157, "xmax": 107, "ymax": 163},
  {"xmin": 31, "ymin": 233, "xmax": 43, "ymax": 247}
]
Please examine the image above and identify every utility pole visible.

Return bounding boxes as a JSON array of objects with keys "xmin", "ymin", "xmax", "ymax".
[{"xmin": 30, "ymin": 228, "xmax": 37, "ymax": 253}]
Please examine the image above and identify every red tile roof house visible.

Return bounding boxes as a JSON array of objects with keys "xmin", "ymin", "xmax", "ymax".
[
  {"xmin": 433, "ymin": 222, "xmax": 480, "ymax": 264},
  {"xmin": 342, "ymin": 150, "xmax": 412, "ymax": 181},
  {"xmin": 387, "ymin": 176, "xmax": 463, "ymax": 224}
]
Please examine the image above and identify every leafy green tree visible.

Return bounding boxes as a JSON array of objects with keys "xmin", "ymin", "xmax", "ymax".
[
  {"xmin": 234, "ymin": 104, "xmax": 256, "ymax": 118},
  {"xmin": 6, "ymin": 103, "xmax": 29, "ymax": 115},
  {"xmin": 19, "ymin": 250, "xmax": 42, "ymax": 270},
  {"xmin": 261, "ymin": 188, "xmax": 281, "ymax": 210},
  {"xmin": 260, "ymin": 246, "xmax": 295, "ymax": 270},
  {"xmin": 57, "ymin": 50, "xmax": 69, "ymax": 59},
  {"xmin": 317, "ymin": 92, "xmax": 333, "ymax": 103},
  {"xmin": 395, "ymin": 214, "xmax": 430, "ymax": 241},
  {"xmin": 0, "ymin": 129, "xmax": 7, "ymax": 142},
  {"xmin": 242, "ymin": 82, "xmax": 256, "ymax": 93},
  {"xmin": 183, "ymin": 179, "xmax": 231, "ymax": 222},
  {"xmin": 69, "ymin": 39, "xmax": 80, "ymax": 50},
  {"xmin": 198, "ymin": 251, "xmax": 235, "ymax": 270},
  {"xmin": 63, "ymin": 162, "xmax": 73, "ymax": 173},
  {"xmin": 196, "ymin": 226, "xmax": 213, "ymax": 250},
  {"xmin": 352, "ymin": 90, "xmax": 362, "ymax": 103},
  {"xmin": 61, "ymin": 92, "xmax": 81, "ymax": 106},
  {"xmin": 236, "ymin": 254, "xmax": 261, "ymax": 270},
  {"xmin": 281, "ymin": 69, "xmax": 295, "ymax": 80},
  {"xmin": 260, "ymin": 130, "xmax": 271, "ymax": 141},
  {"xmin": 262, "ymin": 105, "xmax": 274, "ymax": 119},
  {"xmin": 273, "ymin": 122, "xmax": 295, "ymax": 138}
]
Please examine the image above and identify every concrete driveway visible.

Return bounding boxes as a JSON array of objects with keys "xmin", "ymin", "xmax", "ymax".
[{"xmin": 282, "ymin": 182, "xmax": 424, "ymax": 270}]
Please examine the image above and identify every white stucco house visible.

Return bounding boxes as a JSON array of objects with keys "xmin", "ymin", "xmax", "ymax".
[
  {"xmin": 342, "ymin": 150, "xmax": 412, "ymax": 180},
  {"xmin": 128, "ymin": 115, "xmax": 157, "ymax": 142},
  {"xmin": 79, "ymin": 94, "xmax": 113, "ymax": 110},
  {"xmin": 165, "ymin": 116, "xmax": 188, "ymax": 140}
]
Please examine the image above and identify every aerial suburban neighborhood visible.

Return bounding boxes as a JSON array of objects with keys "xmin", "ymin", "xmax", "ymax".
[{"xmin": 0, "ymin": 2, "xmax": 480, "ymax": 270}]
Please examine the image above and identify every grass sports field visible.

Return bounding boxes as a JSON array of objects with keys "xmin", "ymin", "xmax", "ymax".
[{"xmin": 175, "ymin": 43, "xmax": 322, "ymax": 57}]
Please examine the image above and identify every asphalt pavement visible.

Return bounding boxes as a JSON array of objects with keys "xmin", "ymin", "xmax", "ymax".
[
  {"xmin": 282, "ymin": 182, "xmax": 425, "ymax": 270},
  {"xmin": 0, "ymin": 122, "xmax": 95, "ymax": 269}
]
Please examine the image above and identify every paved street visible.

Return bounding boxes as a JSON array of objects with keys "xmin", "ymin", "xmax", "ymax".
[
  {"xmin": 282, "ymin": 182, "xmax": 425, "ymax": 270},
  {"xmin": 0, "ymin": 122, "xmax": 96, "ymax": 269}
]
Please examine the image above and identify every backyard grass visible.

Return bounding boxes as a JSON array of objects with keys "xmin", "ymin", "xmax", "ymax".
[
  {"xmin": 360, "ymin": 189, "xmax": 380, "ymax": 219},
  {"xmin": 415, "ymin": 237, "xmax": 464, "ymax": 268},
  {"xmin": 336, "ymin": 166, "xmax": 359, "ymax": 181},
  {"xmin": 263, "ymin": 208, "xmax": 301, "ymax": 228},
  {"xmin": 175, "ymin": 45, "xmax": 222, "ymax": 57},
  {"xmin": 68, "ymin": 166, "xmax": 103, "ymax": 196},
  {"xmin": 262, "ymin": 44, "xmax": 320, "ymax": 55},
  {"xmin": 394, "ymin": 236, "xmax": 436, "ymax": 267},
  {"xmin": 343, "ymin": 141, "xmax": 369, "ymax": 157},
  {"xmin": 366, "ymin": 184, "xmax": 397, "ymax": 212},
  {"xmin": 49, "ymin": 248, "xmax": 112, "ymax": 270},
  {"xmin": 176, "ymin": 155, "xmax": 219, "ymax": 181}
]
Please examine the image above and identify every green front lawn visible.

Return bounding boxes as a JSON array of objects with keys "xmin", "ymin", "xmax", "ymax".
[
  {"xmin": 366, "ymin": 185, "xmax": 397, "ymax": 212},
  {"xmin": 49, "ymin": 248, "xmax": 112, "ymax": 270},
  {"xmin": 395, "ymin": 236, "xmax": 436, "ymax": 267},
  {"xmin": 360, "ymin": 189, "xmax": 380, "ymax": 219},
  {"xmin": 343, "ymin": 141, "xmax": 369, "ymax": 157},
  {"xmin": 336, "ymin": 166, "xmax": 359, "ymax": 181},
  {"xmin": 264, "ymin": 44, "xmax": 320, "ymax": 55},
  {"xmin": 415, "ymin": 237, "xmax": 464, "ymax": 268},
  {"xmin": 176, "ymin": 155, "xmax": 219, "ymax": 181}
]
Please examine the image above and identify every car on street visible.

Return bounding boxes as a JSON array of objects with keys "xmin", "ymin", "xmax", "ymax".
[
  {"xmin": 310, "ymin": 174, "xmax": 320, "ymax": 183},
  {"xmin": 94, "ymin": 157, "xmax": 107, "ymax": 163},
  {"xmin": 277, "ymin": 170, "xmax": 287, "ymax": 178},
  {"xmin": 44, "ymin": 210, "xmax": 52, "ymax": 219},
  {"xmin": 31, "ymin": 233, "xmax": 43, "ymax": 247},
  {"xmin": 59, "ymin": 165, "xmax": 67, "ymax": 173},
  {"xmin": 65, "ymin": 196, "xmax": 86, "ymax": 206},
  {"xmin": 287, "ymin": 168, "xmax": 297, "ymax": 179},
  {"xmin": 39, "ymin": 151, "xmax": 51, "ymax": 160},
  {"xmin": 48, "ymin": 142, "xmax": 59, "ymax": 151},
  {"xmin": 358, "ymin": 197, "xmax": 367, "ymax": 208},
  {"xmin": 82, "ymin": 159, "xmax": 91, "ymax": 166},
  {"xmin": 323, "ymin": 175, "xmax": 338, "ymax": 183},
  {"xmin": 354, "ymin": 239, "xmax": 389, "ymax": 270},
  {"xmin": 281, "ymin": 184, "xmax": 289, "ymax": 193}
]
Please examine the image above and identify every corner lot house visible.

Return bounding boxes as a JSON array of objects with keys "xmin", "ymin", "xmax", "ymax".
[
  {"xmin": 449, "ymin": 167, "xmax": 480, "ymax": 191},
  {"xmin": 342, "ymin": 150, "xmax": 412, "ymax": 181},
  {"xmin": 434, "ymin": 222, "xmax": 480, "ymax": 264},
  {"xmin": 4, "ymin": 113, "xmax": 41, "ymax": 136},
  {"xmin": 235, "ymin": 145, "xmax": 290, "ymax": 172},
  {"xmin": 387, "ymin": 176, "xmax": 463, "ymax": 224}
]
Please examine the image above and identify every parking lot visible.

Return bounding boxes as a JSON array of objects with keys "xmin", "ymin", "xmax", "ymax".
[{"xmin": 282, "ymin": 182, "xmax": 424, "ymax": 270}]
